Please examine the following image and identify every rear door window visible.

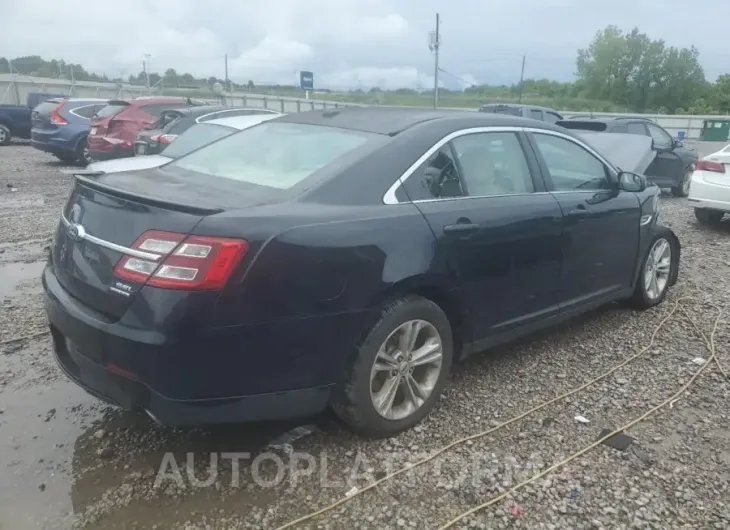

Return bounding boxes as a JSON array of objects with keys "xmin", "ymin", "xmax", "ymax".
[
  {"xmin": 626, "ymin": 122, "xmax": 649, "ymax": 136},
  {"xmin": 168, "ymin": 122, "xmax": 377, "ymax": 190},
  {"xmin": 612, "ymin": 124, "xmax": 628, "ymax": 133},
  {"xmin": 95, "ymin": 102, "xmax": 129, "ymax": 118},
  {"xmin": 530, "ymin": 109, "xmax": 544, "ymax": 121}
]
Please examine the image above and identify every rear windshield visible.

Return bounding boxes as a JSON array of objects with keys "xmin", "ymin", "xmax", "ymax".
[
  {"xmin": 168, "ymin": 122, "xmax": 376, "ymax": 190},
  {"xmin": 95, "ymin": 103, "xmax": 129, "ymax": 118},
  {"xmin": 480, "ymin": 105, "xmax": 522, "ymax": 116},
  {"xmin": 33, "ymin": 100, "xmax": 62, "ymax": 116},
  {"xmin": 162, "ymin": 123, "xmax": 236, "ymax": 159}
]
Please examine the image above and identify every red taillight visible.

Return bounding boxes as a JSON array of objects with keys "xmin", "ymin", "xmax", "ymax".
[
  {"xmin": 50, "ymin": 103, "xmax": 68, "ymax": 125},
  {"xmin": 696, "ymin": 160, "xmax": 725, "ymax": 173},
  {"xmin": 113, "ymin": 230, "xmax": 248, "ymax": 290},
  {"xmin": 151, "ymin": 134, "xmax": 178, "ymax": 145}
]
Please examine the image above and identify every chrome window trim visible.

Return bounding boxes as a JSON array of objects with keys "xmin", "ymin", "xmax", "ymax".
[
  {"xmin": 382, "ymin": 126, "xmax": 617, "ymax": 205},
  {"xmin": 69, "ymin": 105, "xmax": 96, "ymax": 120},
  {"xmin": 60, "ymin": 210, "xmax": 162, "ymax": 262}
]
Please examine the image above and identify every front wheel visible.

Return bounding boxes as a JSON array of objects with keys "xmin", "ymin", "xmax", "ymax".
[
  {"xmin": 671, "ymin": 169, "xmax": 692, "ymax": 197},
  {"xmin": 629, "ymin": 231, "xmax": 678, "ymax": 310},
  {"xmin": 694, "ymin": 208, "xmax": 724, "ymax": 225},
  {"xmin": 332, "ymin": 296, "xmax": 453, "ymax": 437}
]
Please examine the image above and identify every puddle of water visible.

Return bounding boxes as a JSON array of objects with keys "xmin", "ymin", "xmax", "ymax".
[
  {"xmin": 0, "ymin": 380, "xmax": 100, "ymax": 530},
  {"xmin": 0, "ymin": 261, "xmax": 46, "ymax": 299}
]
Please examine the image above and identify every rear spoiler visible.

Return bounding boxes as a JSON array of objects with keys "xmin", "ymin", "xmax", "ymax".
[{"xmin": 73, "ymin": 173, "xmax": 224, "ymax": 216}]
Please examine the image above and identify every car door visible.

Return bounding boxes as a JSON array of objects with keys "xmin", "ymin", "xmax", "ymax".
[
  {"xmin": 400, "ymin": 128, "xmax": 564, "ymax": 341},
  {"xmin": 527, "ymin": 130, "xmax": 640, "ymax": 310},
  {"xmin": 644, "ymin": 122, "xmax": 684, "ymax": 183}
]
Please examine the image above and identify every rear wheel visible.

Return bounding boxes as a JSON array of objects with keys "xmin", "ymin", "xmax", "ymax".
[
  {"xmin": 671, "ymin": 169, "xmax": 692, "ymax": 197},
  {"xmin": 332, "ymin": 296, "xmax": 453, "ymax": 437},
  {"xmin": 0, "ymin": 125, "xmax": 11, "ymax": 146},
  {"xmin": 694, "ymin": 208, "xmax": 724, "ymax": 225},
  {"xmin": 76, "ymin": 137, "xmax": 91, "ymax": 166}
]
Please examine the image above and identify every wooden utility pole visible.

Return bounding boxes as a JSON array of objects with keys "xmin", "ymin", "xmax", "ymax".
[{"xmin": 517, "ymin": 55, "xmax": 526, "ymax": 103}]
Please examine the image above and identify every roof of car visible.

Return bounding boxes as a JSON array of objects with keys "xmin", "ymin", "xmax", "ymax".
[
  {"xmin": 203, "ymin": 113, "xmax": 283, "ymax": 130},
  {"xmin": 276, "ymin": 107, "xmax": 562, "ymax": 136},
  {"xmin": 560, "ymin": 116, "xmax": 652, "ymax": 123},
  {"xmin": 479, "ymin": 103, "xmax": 558, "ymax": 112}
]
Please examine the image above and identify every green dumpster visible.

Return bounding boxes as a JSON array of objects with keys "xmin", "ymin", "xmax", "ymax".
[{"xmin": 700, "ymin": 119, "xmax": 730, "ymax": 141}]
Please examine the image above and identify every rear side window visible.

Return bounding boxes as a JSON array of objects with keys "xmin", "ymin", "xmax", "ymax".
[
  {"xmin": 612, "ymin": 124, "xmax": 628, "ymax": 133},
  {"xmin": 95, "ymin": 103, "xmax": 129, "ymax": 118},
  {"xmin": 162, "ymin": 123, "xmax": 236, "ymax": 159},
  {"xmin": 168, "ymin": 122, "xmax": 374, "ymax": 190},
  {"xmin": 530, "ymin": 109, "xmax": 544, "ymax": 121}
]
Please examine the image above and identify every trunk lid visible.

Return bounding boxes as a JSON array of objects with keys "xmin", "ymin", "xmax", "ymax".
[{"xmin": 51, "ymin": 173, "xmax": 213, "ymax": 319}]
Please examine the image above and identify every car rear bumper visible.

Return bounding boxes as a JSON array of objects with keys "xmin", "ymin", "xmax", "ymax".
[
  {"xmin": 88, "ymin": 145, "xmax": 134, "ymax": 161},
  {"xmin": 31, "ymin": 138, "xmax": 74, "ymax": 157},
  {"xmin": 688, "ymin": 171, "xmax": 730, "ymax": 212},
  {"xmin": 42, "ymin": 264, "xmax": 353, "ymax": 426}
]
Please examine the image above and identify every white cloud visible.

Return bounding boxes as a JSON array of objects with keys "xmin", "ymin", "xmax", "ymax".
[{"xmin": 1, "ymin": 0, "xmax": 729, "ymax": 88}]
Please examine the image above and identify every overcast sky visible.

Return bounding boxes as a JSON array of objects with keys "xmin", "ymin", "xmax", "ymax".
[{"xmin": 2, "ymin": 0, "xmax": 729, "ymax": 90}]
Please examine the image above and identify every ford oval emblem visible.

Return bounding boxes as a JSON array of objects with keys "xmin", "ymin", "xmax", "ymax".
[{"xmin": 67, "ymin": 223, "xmax": 86, "ymax": 242}]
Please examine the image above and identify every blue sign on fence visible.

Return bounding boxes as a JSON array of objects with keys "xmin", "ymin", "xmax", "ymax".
[{"xmin": 300, "ymin": 71, "xmax": 314, "ymax": 91}]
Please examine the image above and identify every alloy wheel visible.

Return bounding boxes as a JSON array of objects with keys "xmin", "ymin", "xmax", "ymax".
[
  {"xmin": 644, "ymin": 238, "xmax": 672, "ymax": 300},
  {"xmin": 369, "ymin": 319, "xmax": 443, "ymax": 420}
]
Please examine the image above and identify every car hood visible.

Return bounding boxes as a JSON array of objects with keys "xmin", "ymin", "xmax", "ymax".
[
  {"xmin": 86, "ymin": 154, "xmax": 172, "ymax": 173},
  {"xmin": 575, "ymin": 131, "xmax": 656, "ymax": 174}
]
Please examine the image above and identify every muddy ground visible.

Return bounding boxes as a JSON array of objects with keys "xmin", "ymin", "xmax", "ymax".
[{"xmin": 1, "ymin": 141, "xmax": 729, "ymax": 530}]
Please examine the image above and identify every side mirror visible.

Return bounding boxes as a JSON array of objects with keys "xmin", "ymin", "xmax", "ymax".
[{"xmin": 618, "ymin": 171, "xmax": 647, "ymax": 193}]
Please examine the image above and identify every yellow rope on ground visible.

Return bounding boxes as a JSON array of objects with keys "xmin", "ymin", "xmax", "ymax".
[
  {"xmin": 273, "ymin": 297, "xmax": 698, "ymax": 530},
  {"xmin": 438, "ymin": 305, "xmax": 724, "ymax": 529}
]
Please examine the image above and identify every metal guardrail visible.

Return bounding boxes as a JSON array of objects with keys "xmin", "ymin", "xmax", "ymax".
[{"xmin": 2, "ymin": 74, "xmax": 728, "ymax": 140}]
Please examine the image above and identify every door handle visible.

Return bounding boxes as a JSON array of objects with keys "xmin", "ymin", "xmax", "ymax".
[
  {"xmin": 443, "ymin": 222, "xmax": 479, "ymax": 234},
  {"xmin": 568, "ymin": 204, "xmax": 591, "ymax": 216}
]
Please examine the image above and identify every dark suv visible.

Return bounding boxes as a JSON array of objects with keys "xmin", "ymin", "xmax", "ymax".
[
  {"xmin": 478, "ymin": 103, "xmax": 563, "ymax": 124},
  {"xmin": 557, "ymin": 117, "xmax": 697, "ymax": 197}
]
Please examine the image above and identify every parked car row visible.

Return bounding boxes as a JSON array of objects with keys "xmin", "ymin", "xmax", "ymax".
[{"xmin": 45, "ymin": 107, "xmax": 681, "ymax": 437}]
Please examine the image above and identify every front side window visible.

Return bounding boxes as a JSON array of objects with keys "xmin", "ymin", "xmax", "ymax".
[
  {"xmin": 530, "ymin": 109, "xmax": 544, "ymax": 121},
  {"xmin": 532, "ymin": 133, "xmax": 611, "ymax": 191},
  {"xmin": 646, "ymin": 123, "xmax": 673, "ymax": 149},
  {"xmin": 168, "ymin": 122, "xmax": 375, "ymax": 190}
]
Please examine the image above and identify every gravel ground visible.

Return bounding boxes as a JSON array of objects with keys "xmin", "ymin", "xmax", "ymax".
[{"xmin": 1, "ymin": 141, "xmax": 729, "ymax": 530}]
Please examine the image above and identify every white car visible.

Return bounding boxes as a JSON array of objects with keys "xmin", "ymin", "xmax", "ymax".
[
  {"xmin": 85, "ymin": 113, "xmax": 283, "ymax": 173},
  {"xmin": 688, "ymin": 143, "xmax": 730, "ymax": 224}
]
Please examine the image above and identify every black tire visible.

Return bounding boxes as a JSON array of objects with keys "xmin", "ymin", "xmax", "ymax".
[
  {"xmin": 694, "ymin": 208, "xmax": 724, "ymax": 225},
  {"xmin": 628, "ymin": 228, "xmax": 679, "ymax": 310},
  {"xmin": 75, "ymin": 136, "xmax": 91, "ymax": 166},
  {"xmin": 332, "ymin": 296, "xmax": 453, "ymax": 438},
  {"xmin": 671, "ymin": 169, "xmax": 692, "ymax": 197},
  {"xmin": 0, "ymin": 124, "xmax": 11, "ymax": 146}
]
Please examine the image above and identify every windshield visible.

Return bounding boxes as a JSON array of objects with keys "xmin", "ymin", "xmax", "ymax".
[
  {"xmin": 162, "ymin": 123, "xmax": 236, "ymax": 159},
  {"xmin": 168, "ymin": 122, "xmax": 374, "ymax": 190}
]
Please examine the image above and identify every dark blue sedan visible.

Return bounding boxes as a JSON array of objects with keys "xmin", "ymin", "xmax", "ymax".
[
  {"xmin": 31, "ymin": 98, "xmax": 108, "ymax": 165},
  {"xmin": 43, "ymin": 108, "xmax": 679, "ymax": 437}
]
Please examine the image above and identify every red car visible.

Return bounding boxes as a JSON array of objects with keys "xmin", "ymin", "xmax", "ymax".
[{"xmin": 87, "ymin": 97, "xmax": 199, "ymax": 161}]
